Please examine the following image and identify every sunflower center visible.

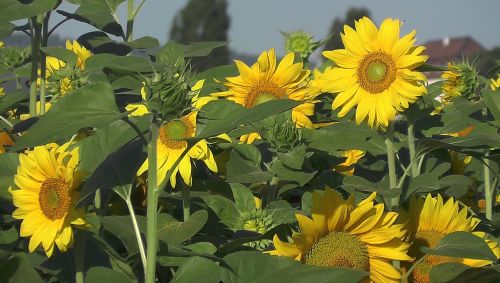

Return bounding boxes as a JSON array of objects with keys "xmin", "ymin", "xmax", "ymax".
[
  {"xmin": 39, "ymin": 178, "xmax": 71, "ymax": 221},
  {"xmin": 357, "ymin": 51, "xmax": 396, "ymax": 94},
  {"xmin": 158, "ymin": 119, "xmax": 193, "ymax": 149},
  {"xmin": 246, "ymin": 82, "xmax": 287, "ymax": 108},
  {"xmin": 411, "ymin": 230, "xmax": 462, "ymax": 283},
  {"xmin": 304, "ymin": 231, "xmax": 369, "ymax": 271}
]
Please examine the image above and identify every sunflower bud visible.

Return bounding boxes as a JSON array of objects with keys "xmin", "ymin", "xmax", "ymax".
[
  {"xmin": 241, "ymin": 210, "xmax": 274, "ymax": 251},
  {"xmin": 282, "ymin": 31, "xmax": 319, "ymax": 60},
  {"xmin": 263, "ymin": 113, "xmax": 303, "ymax": 153},
  {"xmin": 441, "ymin": 61, "xmax": 479, "ymax": 104},
  {"xmin": 46, "ymin": 65, "xmax": 88, "ymax": 99},
  {"xmin": 144, "ymin": 62, "xmax": 194, "ymax": 120},
  {"xmin": 0, "ymin": 46, "xmax": 30, "ymax": 71}
]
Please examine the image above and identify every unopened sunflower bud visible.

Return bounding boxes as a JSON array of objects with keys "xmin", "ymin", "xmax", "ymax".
[
  {"xmin": 441, "ymin": 61, "xmax": 479, "ymax": 104},
  {"xmin": 264, "ymin": 113, "xmax": 303, "ymax": 152},
  {"xmin": 0, "ymin": 46, "xmax": 30, "ymax": 71},
  {"xmin": 282, "ymin": 31, "xmax": 319, "ymax": 60}
]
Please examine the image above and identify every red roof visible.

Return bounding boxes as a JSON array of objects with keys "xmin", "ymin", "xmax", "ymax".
[
  {"xmin": 424, "ymin": 36, "xmax": 484, "ymax": 65},
  {"xmin": 423, "ymin": 36, "xmax": 484, "ymax": 78}
]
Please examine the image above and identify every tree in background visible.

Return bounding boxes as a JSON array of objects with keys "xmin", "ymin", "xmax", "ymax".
[
  {"xmin": 323, "ymin": 7, "xmax": 371, "ymax": 52},
  {"xmin": 169, "ymin": 0, "xmax": 230, "ymax": 71}
]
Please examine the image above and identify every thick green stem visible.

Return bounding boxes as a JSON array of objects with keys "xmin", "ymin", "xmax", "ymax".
[
  {"xmin": 181, "ymin": 186, "xmax": 190, "ymax": 222},
  {"xmin": 39, "ymin": 13, "xmax": 49, "ymax": 115},
  {"xmin": 126, "ymin": 0, "xmax": 135, "ymax": 42},
  {"xmin": 29, "ymin": 16, "xmax": 42, "ymax": 117},
  {"xmin": 407, "ymin": 123, "xmax": 419, "ymax": 177},
  {"xmin": 74, "ymin": 234, "xmax": 85, "ymax": 283},
  {"xmin": 145, "ymin": 121, "xmax": 159, "ymax": 283},
  {"xmin": 385, "ymin": 124, "xmax": 399, "ymax": 210},
  {"xmin": 483, "ymin": 150, "xmax": 492, "ymax": 220}
]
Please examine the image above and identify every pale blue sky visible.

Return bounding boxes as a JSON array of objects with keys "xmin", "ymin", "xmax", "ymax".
[{"xmin": 53, "ymin": 0, "xmax": 500, "ymax": 55}]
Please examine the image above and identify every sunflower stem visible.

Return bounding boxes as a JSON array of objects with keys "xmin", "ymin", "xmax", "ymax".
[
  {"xmin": 181, "ymin": 185, "xmax": 190, "ymax": 222},
  {"xmin": 385, "ymin": 124, "xmax": 399, "ymax": 210},
  {"xmin": 74, "ymin": 234, "xmax": 85, "ymax": 283},
  {"xmin": 407, "ymin": 122, "xmax": 418, "ymax": 177},
  {"xmin": 29, "ymin": 16, "xmax": 42, "ymax": 117},
  {"xmin": 126, "ymin": 0, "xmax": 135, "ymax": 42},
  {"xmin": 39, "ymin": 12, "xmax": 49, "ymax": 115},
  {"xmin": 483, "ymin": 150, "xmax": 492, "ymax": 220},
  {"xmin": 145, "ymin": 120, "xmax": 159, "ymax": 283},
  {"xmin": 125, "ymin": 197, "xmax": 147, "ymax": 275}
]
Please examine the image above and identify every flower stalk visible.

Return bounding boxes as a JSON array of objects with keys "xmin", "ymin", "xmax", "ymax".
[
  {"xmin": 407, "ymin": 122, "xmax": 419, "ymax": 177},
  {"xmin": 145, "ymin": 120, "xmax": 159, "ymax": 283},
  {"xmin": 29, "ymin": 16, "xmax": 42, "ymax": 117},
  {"xmin": 385, "ymin": 124, "xmax": 399, "ymax": 210},
  {"xmin": 74, "ymin": 234, "xmax": 85, "ymax": 283},
  {"xmin": 181, "ymin": 185, "xmax": 190, "ymax": 222}
]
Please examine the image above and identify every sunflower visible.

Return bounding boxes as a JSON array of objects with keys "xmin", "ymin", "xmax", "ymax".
[
  {"xmin": 491, "ymin": 74, "xmax": 500, "ymax": 91},
  {"xmin": 137, "ymin": 111, "xmax": 217, "ymax": 188},
  {"xmin": 310, "ymin": 66, "xmax": 335, "ymax": 94},
  {"xmin": 322, "ymin": 17, "xmax": 428, "ymax": 129},
  {"xmin": 0, "ymin": 41, "xmax": 4, "ymax": 48},
  {"xmin": 334, "ymin": 149, "xmax": 365, "ymax": 176},
  {"xmin": 9, "ymin": 143, "xmax": 86, "ymax": 257},
  {"xmin": 213, "ymin": 48, "xmax": 316, "ymax": 143},
  {"xmin": 441, "ymin": 62, "xmax": 479, "ymax": 104},
  {"xmin": 269, "ymin": 189, "xmax": 412, "ymax": 283},
  {"xmin": 407, "ymin": 194, "xmax": 500, "ymax": 283}
]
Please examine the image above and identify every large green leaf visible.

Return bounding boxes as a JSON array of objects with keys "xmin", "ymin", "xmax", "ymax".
[
  {"xmin": 483, "ymin": 89, "xmax": 500, "ymax": 121},
  {"xmin": 85, "ymin": 53, "xmax": 154, "ymax": 73},
  {"xmin": 200, "ymin": 195, "xmax": 241, "ymax": 230},
  {"xmin": 226, "ymin": 144, "xmax": 273, "ymax": 184},
  {"xmin": 171, "ymin": 256, "xmax": 221, "ymax": 283},
  {"xmin": 0, "ymin": 21, "xmax": 15, "ymax": 38},
  {"xmin": 85, "ymin": 266, "xmax": 133, "ymax": 283},
  {"xmin": 40, "ymin": 47, "xmax": 77, "ymax": 65},
  {"xmin": 100, "ymin": 215, "xmax": 145, "ymax": 255},
  {"xmin": 78, "ymin": 116, "xmax": 150, "ymax": 172},
  {"xmin": 231, "ymin": 183, "xmax": 256, "ymax": 213},
  {"xmin": 0, "ymin": 253, "xmax": 43, "ymax": 283},
  {"xmin": 0, "ymin": 90, "xmax": 29, "ymax": 114},
  {"xmin": 58, "ymin": 0, "xmax": 126, "ymax": 37},
  {"xmin": 0, "ymin": 0, "xmax": 58, "ymax": 21},
  {"xmin": 421, "ymin": 231, "xmax": 497, "ymax": 261},
  {"xmin": 221, "ymin": 251, "xmax": 368, "ymax": 283},
  {"xmin": 429, "ymin": 262, "xmax": 500, "ymax": 283},
  {"xmin": 12, "ymin": 82, "xmax": 125, "ymax": 150},
  {"xmin": 157, "ymin": 210, "xmax": 208, "ymax": 246},
  {"xmin": 157, "ymin": 242, "xmax": 217, "ymax": 267},
  {"xmin": 197, "ymin": 99, "xmax": 301, "ymax": 139}
]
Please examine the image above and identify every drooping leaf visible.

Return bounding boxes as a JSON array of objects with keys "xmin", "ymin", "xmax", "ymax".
[
  {"xmin": 231, "ymin": 183, "xmax": 257, "ymax": 213},
  {"xmin": 100, "ymin": 215, "xmax": 146, "ymax": 255},
  {"xmin": 421, "ymin": 231, "xmax": 497, "ymax": 262},
  {"xmin": 85, "ymin": 266, "xmax": 133, "ymax": 283},
  {"xmin": 12, "ymin": 82, "xmax": 126, "ymax": 150},
  {"xmin": 40, "ymin": 47, "xmax": 77, "ymax": 66},
  {"xmin": 0, "ymin": 153, "xmax": 19, "ymax": 201},
  {"xmin": 170, "ymin": 256, "xmax": 221, "ymax": 283},
  {"xmin": 200, "ymin": 195, "xmax": 240, "ymax": 230},
  {"xmin": 221, "ymin": 251, "xmax": 368, "ymax": 283},
  {"xmin": 157, "ymin": 210, "xmax": 208, "ymax": 245},
  {"xmin": 429, "ymin": 262, "xmax": 500, "ymax": 283},
  {"xmin": 0, "ymin": 0, "xmax": 59, "ymax": 21},
  {"xmin": 180, "ymin": 41, "xmax": 227, "ymax": 57}
]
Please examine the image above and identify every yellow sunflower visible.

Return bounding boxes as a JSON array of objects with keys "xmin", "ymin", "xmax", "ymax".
[
  {"xmin": 322, "ymin": 17, "xmax": 428, "ymax": 129},
  {"xmin": 334, "ymin": 149, "xmax": 365, "ymax": 176},
  {"xmin": 407, "ymin": 194, "xmax": 500, "ymax": 283},
  {"xmin": 269, "ymin": 189, "xmax": 412, "ymax": 283},
  {"xmin": 0, "ymin": 41, "xmax": 4, "ymax": 48},
  {"xmin": 137, "ymin": 111, "xmax": 217, "ymax": 188},
  {"xmin": 213, "ymin": 48, "xmax": 316, "ymax": 143},
  {"xmin": 491, "ymin": 74, "xmax": 500, "ymax": 91},
  {"xmin": 9, "ymin": 143, "xmax": 86, "ymax": 257}
]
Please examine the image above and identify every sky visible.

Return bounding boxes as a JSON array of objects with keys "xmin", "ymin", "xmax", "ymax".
[{"xmin": 52, "ymin": 0, "xmax": 500, "ymax": 56}]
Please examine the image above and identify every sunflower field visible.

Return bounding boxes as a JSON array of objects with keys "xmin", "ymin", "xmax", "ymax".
[{"xmin": 1, "ymin": 1, "xmax": 500, "ymax": 283}]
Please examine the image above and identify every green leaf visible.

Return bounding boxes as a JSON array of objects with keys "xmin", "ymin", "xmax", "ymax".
[
  {"xmin": 226, "ymin": 144, "xmax": 273, "ymax": 184},
  {"xmin": 421, "ymin": 231, "xmax": 497, "ymax": 261},
  {"xmin": 271, "ymin": 160, "xmax": 316, "ymax": 187},
  {"xmin": 0, "ymin": 0, "xmax": 58, "ymax": 21},
  {"xmin": 85, "ymin": 266, "xmax": 133, "ymax": 283},
  {"xmin": 58, "ymin": 0, "xmax": 125, "ymax": 37},
  {"xmin": 0, "ymin": 253, "xmax": 43, "ymax": 283},
  {"xmin": 157, "ymin": 210, "xmax": 208, "ymax": 245},
  {"xmin": 0, "ymin": 90, "xmax": 29, "ymax": 114},
  {"xmin": 0, "ymin": 153, "xmax": 19, "ymax": 201},
  {"xmin": 200, "ymin": 195, "xmax": 240, "ymax": 230},
  {"xmin": 231, "ymin": 183, "xmax": 257, "ymax": 213},
  {"xmin": 40, "ymin": 47, "xmax": 77, "ymax": 65},
  {"xmin": 277, "ymin": 145, "xmax": 306, "ymax": 170},
  {"xmin": 78, "ymin": 116, "xmax": 149, "ymax": 172},
  {"xmin": 197, "ymin": 99, "xmax": 301, "ymax": 139},
  {"xmin": 180, "ymin": 41, "xmax": 227, "ymax": 57},
  {"xmin": 85, "ymin": 53, "xmax": 154, "ymax": 73},
  {"xmin": 0, "ymin": 226, "xmax": 18, "ymax": 245},
  {"xmin": 157, "ymin": 41, "xmax": 184, "ymax": 65},
  {"xmin": 0, "ymin": 21, "xmax": 15, "ymax": 38},
  {"xmin": 343, "ymin": 176, "xmax": 378, "ymax": 192},
  {"xmin": 12, "ymin": 82, "xmax": 125, "ymax": 150},
  {"xmin": 157, "ymin": 242, "xmax": 217, "ymax": 267},
  {"xmin": 429, "ymin": 262, "xmax": 500, "ymax": 283},
  {"xmin": 171, "ymin": 256, "xmax": 221, "ymax": 283},
  {"xmin": 416, "ymin": 63, "xmax": 447, "ymax": 72},
  {"xmin": 221, "ymin": 251, "xmax": 368, "ymax": 283},
  {"xmin": 79, "ymin": 140, "xmax": 146, "ymax": 206},
  {"xmin": 440, "ymin": 175, "xmax": 473, "ymax": 199},
  {"xmin": 100, "ymin": 215, "xmax": 145, "ymax": 255},
  {"xmin": 483, "ymin": 90, "xmax": 500, "ymax": 121}
]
